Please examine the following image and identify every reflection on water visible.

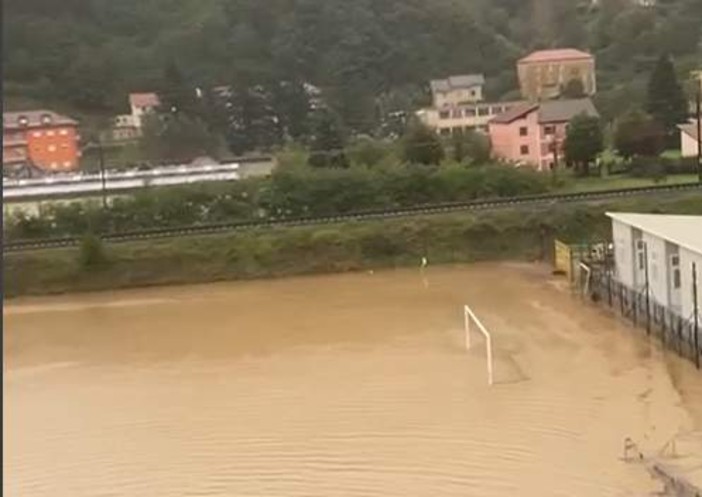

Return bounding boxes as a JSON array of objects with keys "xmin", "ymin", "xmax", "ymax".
[{"xmin": 4, "ymin": 263, "xmax": 701, "ymax": 496}]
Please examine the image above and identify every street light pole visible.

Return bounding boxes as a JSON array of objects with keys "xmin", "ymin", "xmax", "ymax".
[
  {"xmin": 97, "ymin": 139, "xmax": 107, "ymax": 209},
  {"xmin": 696, "ymin": 88, "xmax": 701, "ymax": 183}
]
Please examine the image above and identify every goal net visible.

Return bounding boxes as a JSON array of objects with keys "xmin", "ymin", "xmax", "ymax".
[{"xmin": 463, "ymin": 305, "xmax": 494, "ymax": 386}]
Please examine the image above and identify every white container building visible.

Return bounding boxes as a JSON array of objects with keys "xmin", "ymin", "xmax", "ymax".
[{"xmin": 607, "ymin": 212, "xmax": 702, "ymax": 321}]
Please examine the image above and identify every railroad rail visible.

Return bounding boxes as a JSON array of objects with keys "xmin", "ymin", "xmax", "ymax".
[{"xmin": 4, "ymin": 182, "xmax": 701, "ymax": 253}]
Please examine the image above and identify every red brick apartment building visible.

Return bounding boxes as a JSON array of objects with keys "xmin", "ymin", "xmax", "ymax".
[{"xmin": 2, "ymin": 110, "xmax": 80, "ymax": 174}]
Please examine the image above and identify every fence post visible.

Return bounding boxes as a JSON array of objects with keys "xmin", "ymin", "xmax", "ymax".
[{"xmin": 693, "ymin": 262, "xmax": 699, "ymax": 369}]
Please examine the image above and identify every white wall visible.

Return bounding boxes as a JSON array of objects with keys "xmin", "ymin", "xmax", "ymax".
[
  {"xmin": 680, "ymin": 247, "xmax": 702, "ymax": 323},
  {"xmin": 642, "ymin": 231, "xmax": 669, "ymax": 307},
  {"xmin": 681, "ymin": 130, "xmax": 699, "ymax": 158},
  {"xmin": 612, "ymin": 220, "xmax": 634, "ymax": 287}
]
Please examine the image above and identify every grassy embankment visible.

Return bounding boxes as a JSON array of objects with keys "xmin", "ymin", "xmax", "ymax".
[{"xmin": 5, "ymin": 194, "xmax": 702, "ymax": 298}]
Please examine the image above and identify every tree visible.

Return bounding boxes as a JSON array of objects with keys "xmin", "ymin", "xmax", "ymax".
[
  {"xmin": 562, "ymin": 79, "xmax": 586, "ymax": 99},
  {"xmin": 564, "ymin": 114, "xmax": 604, "ymax": 176},
  {"xmin": 159, "ymin": 60, "xmax": 197, "ymax": 116},
  {"xmin": 141, "ymin": 113, "xmax": 222, "ymax": 164},
  {"xmin": 614, "ymin": 109, "xmax": 665, "ymax": 159},
  {"xmin": 647, "ymin": 54, "xmax": 689, "ymax": 145},
  {"xmin": 451, "ymin": 130, "xmax": 491, "ymax": 164},
  {"xmin": 307, "ymin": 108, "xmax": 348, "ymax": 168},
  {"xmin": 401, "ymin": 122, "xmax": 444, "ymax": 166}
]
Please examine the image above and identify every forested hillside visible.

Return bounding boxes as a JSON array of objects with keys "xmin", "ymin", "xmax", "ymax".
[{"xmin": 3, "ymin": 0, "xmax": 701, "ymax": 128}]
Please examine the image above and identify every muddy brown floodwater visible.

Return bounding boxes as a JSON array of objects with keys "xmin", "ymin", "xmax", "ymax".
[{"xmin": 4, "ymin": 262, "xmax": 702, "ymax": 496}]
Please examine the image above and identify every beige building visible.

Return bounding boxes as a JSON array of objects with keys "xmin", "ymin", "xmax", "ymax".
[
  {"xmin": 517, "ymin": 49, "xmax": 596, "ymax": 101},
  {"xmin": 417, "ymin": 100, "xmax": 525, "ymax": 136},
  {"xmin": 430, "ymin": 74, "xmax": 485, "ymax": 108}
]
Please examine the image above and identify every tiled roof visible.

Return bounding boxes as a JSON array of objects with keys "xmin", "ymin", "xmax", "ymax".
[
  {"xmin": 3, "ymin": 110, "xmax": 78, "ymax": 130},
  {"xmin": 431, "ymin": 74, "xmax": 485, "ymax": 93},
  {"xmin": 537, "ymin": 98, "xmax": 599, "ymax": 123},
  {"xmin": 518, "ymin": 49, "xmax": 593, "ymax": 64},
  {"xmin": 489, "ymin": 103, "xmax": 539, "ymax": 124},
  {"xmin": 129, "ymin": 92, "xmax": 161, "ymax": 108}
]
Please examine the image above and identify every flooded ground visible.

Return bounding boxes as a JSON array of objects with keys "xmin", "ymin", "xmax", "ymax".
[{"xmin": 4, "ymin": 262, "xmax": 702, "ymax": 496}]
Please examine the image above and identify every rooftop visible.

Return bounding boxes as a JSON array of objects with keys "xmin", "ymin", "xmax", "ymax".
[
  {"xmin": 538, "ymin": 98, "xmax": 599, "ymax": 123},
  {"xmin": 129, "ymin": 92, "xmax": 161, "ymax": 109},
  {"xmin": 679, "ymin": 123, "xmax": 699, "ymax": 140},
  {"xmin": 3, "ymin": 110, "xmax": 78, "ymax": 130},
  {"xmin": 519, "ymin": 49, "xmax": 593, "ymax": 64},
  {"xmin": 489, "ymin": 98, "xmax": 598, "ymax": 124},
  {"xmin": 430, "ymin": 74, "xmax": 485, "ymax": 93},
  {"xmin": 606, "ymin": 213, "xmax": 702, "ymax": 255}
]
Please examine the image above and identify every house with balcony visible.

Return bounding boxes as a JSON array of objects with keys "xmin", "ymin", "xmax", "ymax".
[
  {"xmin": 417, "ymin": 101, "xmax": 526, "ymax": 136},
  {"xmin": 517, "ymin": 49, "xmax": 596, "ymax": 101},
  {"xmin": 3, "ymin": 110, "xmax": 80, "ymax": 174},
  {"xmin": 488, "ymin": 98, "xmax": 599, "ymax": 171}
]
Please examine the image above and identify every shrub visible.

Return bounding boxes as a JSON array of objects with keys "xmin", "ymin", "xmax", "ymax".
[{"xmin": 79, "ymin": 234, "xmax": 108, "ymax": 268}]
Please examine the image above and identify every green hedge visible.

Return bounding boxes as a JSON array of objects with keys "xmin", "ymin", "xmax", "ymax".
[
  {"xmin": 5, "ymin": 194, "xmax": 701, "ymax": 297},
  {"xmin": 4, "ymin": 165, "xmax": 549, "ymax": 240}
]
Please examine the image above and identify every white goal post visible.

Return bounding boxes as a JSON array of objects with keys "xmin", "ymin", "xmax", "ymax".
[{"xmin": 463, "ymin": 305, "xmax": 494, "ymax": 386}]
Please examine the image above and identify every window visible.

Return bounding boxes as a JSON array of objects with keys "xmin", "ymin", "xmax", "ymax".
[
  {"xmin": 520, "ymin": 145, "xmax": 529, "ymax": 155},
  {"xmin": 548, "ymin": 143, "xmax": 556, "ymax": 153},
  {"xmin": 544, "ymin": 125, "xmax": 555, "ymax": 136},
  {"xmin": 519, "ymin": 127, "xmax": 528, "ymax": 136},
  {"xmin": 59, "ymin": 129, "xmax": 68, "ymax": 136},
  {"xmin": 63, "ymin": 161, "xmax": 71, "ymax": 168},
  {"xmin": 477, "ymin": 107, "xmax": 489, "ymax": 116},
  {"xmin": 452, "ymin": 109, "xmax": 463, "ymax": 119},
  {"xmin": 470, "ymin": 90, "xmax": 476, "ymax": 97},
  {"xmin": 492, "ymin": 106, "xmax": 503, "ymax": 115},
  {"xmin": 452, "ymin": 126, "xmax": 463, "ymax": 135},
  {"xmin": 47, "ymin": 130, "xmax": 55, "ymax": 137},
  {"xmin": 48, "ymin": 145, "xmax": 57, "ymax": 152},
  {"xmin": 673, "ymin": 269, "xmax": 681, "ymax": 289},
  {"xmin": 439, "ymin": 128, "xmax": 450, "ymax": 136},
  {"xmin": 41, "ymin": 114, "xmax": 53, "ymax": 125},
  {"xmin": 50, "ymin": 162, "xmax": 58, "ymax": 169},
  {"xmin": 18, "ymin": 116, "xmax": 28, "ymax": 127},
  {"xmin": 439, "ymin": 110, "xmax": 450, "ymax": 119},
  {"xmin": 32, "ymin": 131, "xmax": 42, "ymax": 138},
  {"xmin": 465, "ymin": 108, "xmax": 477, "ymax": 117}
]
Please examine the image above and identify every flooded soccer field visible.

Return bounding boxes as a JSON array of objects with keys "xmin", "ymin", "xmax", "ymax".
[{"xmin": 4, "ymin": 262, "xmax": 702, "ymax": 496}]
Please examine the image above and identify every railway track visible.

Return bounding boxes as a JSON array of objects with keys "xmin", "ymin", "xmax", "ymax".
[{"xmin": 4, "ymin": 182, "xmax": 701, "ymax": 253}]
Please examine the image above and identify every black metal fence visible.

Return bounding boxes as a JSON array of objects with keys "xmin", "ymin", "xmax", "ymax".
[{"xmin": 585, "ymin": 268, "xmax": 701, "ymax": 368}]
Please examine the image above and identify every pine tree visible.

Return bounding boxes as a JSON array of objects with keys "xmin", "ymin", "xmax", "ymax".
[
  {"xmin": 647, "ymin": 54, "xmax": 689, "ymax": 145},
  {"xmin": 564, "ymin": 114, "xmax": 603, "ymax": 176}
]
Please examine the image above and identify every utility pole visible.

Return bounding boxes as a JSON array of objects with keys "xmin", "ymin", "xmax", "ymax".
[
  {"xmin": 694, "ymin": 262, "xmax": 699, "ymax": 369},
  {"xmin": 98, "ymin": 139, "xmax": 107, "ymax": 209},
  {"xmin": 696, "ymin": 89, "xmax": 701, "ymax": 183},
  {"xmin": 644, "ymin": 243, "xmax": 651, "ymax": 336}
]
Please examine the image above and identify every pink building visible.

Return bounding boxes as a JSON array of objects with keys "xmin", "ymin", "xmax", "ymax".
[{"xmin": 488, "ymin": 99, "xmax": 599, "ymax": 171}]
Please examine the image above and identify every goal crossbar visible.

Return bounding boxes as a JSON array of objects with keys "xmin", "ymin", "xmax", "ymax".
[{"xmin": 463, "ymin": 304, "xmax": 494, "ymax": 386}]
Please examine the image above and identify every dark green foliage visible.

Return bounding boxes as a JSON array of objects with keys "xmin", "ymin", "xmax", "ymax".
[
  {"xmin": 451, "ymin": 131, "xmax": 492, "ymax": 165},
  {"xmin": 141, "ymin": 113, "xmax": 223, "ymax": 164},
  {"xmin": 308, "ymin": 108, "xmax": 348, "ymax": 168},
  {"xmin": 401, "ymin": 123, "xmax": 444, "ymax": 166},
  {"xmin": 613, "ymin": 109, "xmax": 665, "ymax": 159},
  {"xmin": 6, "ymin": 0, "xmax": 699, "ymax": 130},
  {"xmin": 647, "ymin": 54, "xmax": 689, "ymax": 144},
  {"xmin": 4, "ymin": 165, "xmax": 549, "ymax": 240},
  {"xmin": 6, "ymin": 195, "xmax": 701, "ymax": 297},
  {"xmin": 79, "ymin": 234, "xmax": 108, "ymax": 268},
  {"xmin": 562, "ymin": 79, "xmax": 586, "ymax": 99},
  {"xmin": 564, "ymin": 114, "xmax": 604, "ymax": 176}
]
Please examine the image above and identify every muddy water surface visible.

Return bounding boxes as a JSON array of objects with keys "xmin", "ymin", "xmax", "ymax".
[{"xmin": 4, "ymin": 263, "xmax": 702, "ymax": 496}]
